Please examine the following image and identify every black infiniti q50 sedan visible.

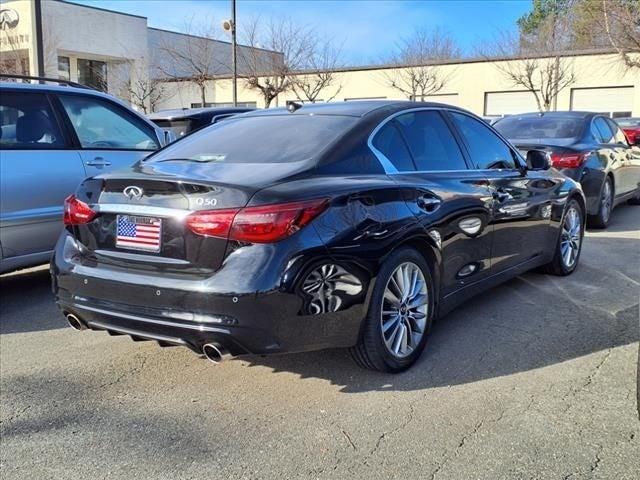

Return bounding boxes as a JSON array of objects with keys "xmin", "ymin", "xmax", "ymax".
[{"xmin": 52, "ymin": 101, "xmax": 586, "ymax": 373}]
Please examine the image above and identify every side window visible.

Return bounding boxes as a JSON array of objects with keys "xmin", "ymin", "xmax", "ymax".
[
  {"xmin": 450, "ymin": 112, "xmax": 517, "ymax": 169},
  {"xmin": 0, "ymin": 92, "xmax": 65, "ymax": 149},
  {"xmin": 605, "ymin": 118, "xmax": 628, "ymax": 145},
  {"xmin": 395, "ymin": 111, "xmax": 467, "ymax": 171},
  {"xmin": 593, "ymin": 117, "xmax": 614, "ymax": 144},
  {"xmin": 58, "ymin": 95, "xmax": 159, "ymax": 150},
  {"xmin": 371, "ymin": 122, "xmax": 415, "ymax": 172}
]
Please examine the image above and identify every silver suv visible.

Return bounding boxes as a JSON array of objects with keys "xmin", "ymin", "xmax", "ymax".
[{"xmin": 0, "ymin": 78, "xmax": 171, "ymax": 273}]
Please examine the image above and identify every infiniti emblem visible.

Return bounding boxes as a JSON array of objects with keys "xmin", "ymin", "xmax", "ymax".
[{"xmin": 123, "ymin": 185, "xmax": 143, "ymax": 200}]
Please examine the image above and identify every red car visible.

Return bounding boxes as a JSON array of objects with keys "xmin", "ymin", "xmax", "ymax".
[{"xmin": 616, "ymin": 117, "xmax": 640, "ymax": 145}]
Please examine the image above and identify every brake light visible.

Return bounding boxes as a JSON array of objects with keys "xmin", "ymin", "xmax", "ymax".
[
  {"xmin": 186, "ymin": 208, "xmax": 239, "ymax": 237},
  {"xmin": 550, "ymin": 152, "xmax": 588, "ymax": 169},
  {"xmin": 186, "ymin": 198, "xmax": 329, "ymax": 243},
  {"xmin": 623, "ymin": 128, "xmax": 639, "ymax": 144},
  {"xmin": 63, "ymin": 195, "xmax": 97, "ymax": 225}
]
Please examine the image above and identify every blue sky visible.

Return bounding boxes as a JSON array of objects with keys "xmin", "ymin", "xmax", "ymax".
[{"xmin": 71, "ymin": 0, "xmax": 532, "ymax": 65}]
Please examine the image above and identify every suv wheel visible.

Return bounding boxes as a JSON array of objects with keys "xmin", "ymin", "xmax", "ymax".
[{"xmin": 350, "ymin": 248, "xmax": 434, "ymax": 373}]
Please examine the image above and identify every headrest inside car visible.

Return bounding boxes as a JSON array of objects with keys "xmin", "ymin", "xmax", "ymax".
[{"xmin": 16, "ymin": 111, "xmax": 54, "ymax": 143}]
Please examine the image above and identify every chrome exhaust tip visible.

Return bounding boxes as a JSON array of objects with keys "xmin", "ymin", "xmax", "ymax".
[
  {"xmin": 202, "ymin": 343, "xmax": 230, "ymax": 364},
  {"xmin": 65, "ymin": 312, "xmax": 86, "ymax": 331}
]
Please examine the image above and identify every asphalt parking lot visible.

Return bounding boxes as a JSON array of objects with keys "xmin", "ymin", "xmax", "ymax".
[{"xmin": 1, "ymin": 205, "xmax": 638, "ymax": 480}]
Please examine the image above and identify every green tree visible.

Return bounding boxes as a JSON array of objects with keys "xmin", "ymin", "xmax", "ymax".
[{"xmin": 517, "ymin": 0, "xmax": 574, "ymax": 36}]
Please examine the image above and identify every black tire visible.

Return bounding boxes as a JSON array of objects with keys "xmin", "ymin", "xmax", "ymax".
[
  {"xmin": 544, "ymin": 199, "xmax": 584, "ymax": 276},
  {"xmin": 350, "ymin": 247, "xmax": 435, "ymax": 373},
  {"xmin": 588, "ymin": 177, "xmax": 613, "ymax": 229}
]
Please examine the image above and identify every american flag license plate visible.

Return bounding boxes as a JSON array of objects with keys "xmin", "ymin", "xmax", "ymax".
[{"xmin": 116, "ymin": 215, "xmax": 162, "ymax": 252}]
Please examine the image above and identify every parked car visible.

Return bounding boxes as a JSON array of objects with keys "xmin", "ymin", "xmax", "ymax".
[
  {"xmin": 494, "ymin": 111, "xmax": 640, "ymax": 228},
  {"xmin": 148, "ymin": 107, "xmax": 255, "ymax": 139},
  {"xmin": 0, "ymin": 76, "xmax": 172, "ymax": 274},
  {"xmin": 615, "ymin": 117, "xmax": 640, "ymax": 146},
  {"xmin": 53, "ymin": 100, "xmax": 586, "ymax": 373}
]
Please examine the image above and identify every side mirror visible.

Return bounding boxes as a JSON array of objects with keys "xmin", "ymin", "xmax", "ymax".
[{"xmin": 526, "ymin": 149, "xmax": 551, "ymax": 170}]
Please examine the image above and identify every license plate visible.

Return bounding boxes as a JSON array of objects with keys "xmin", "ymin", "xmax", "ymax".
[{"xmin": 116, "ymin": 215, "xmax": 162, "ymax": 252}]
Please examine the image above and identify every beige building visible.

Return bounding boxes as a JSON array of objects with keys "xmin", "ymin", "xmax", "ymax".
[
  {"xmin": 2, "ymin": 1, "xmax": 638, "ymax": 118},
  {"xmin": 158, "ymin": 51, "xmax": 640, "ymax": 118},
  {"xmin": 0, "ymin": 0, "xmax": 277, "ymax": 111}
]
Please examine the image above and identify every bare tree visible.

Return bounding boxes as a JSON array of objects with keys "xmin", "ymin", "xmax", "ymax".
[
  {"xmin": 381, "ymin": 28, "xmax": 460, "ymax": 101},
  {"xmin": 240, "ymin": 18, "xmax": 315, "ymax": 107},
  {"xmin": 601, "ymin": 0, "xmax": 640, "ymax": 69},
  {"xmin": 155, "ymin": 18, "xmax": 229, "ymax": 107},
  {"xmin": 290, "ymin": 41, "xmax": 343, "ymax": 103},
  {"xmin": 486, "ymin": 17, "xmax": 576, "ymax": 112},
  {"xmin": 111, "ymin": 60, "xmax": 173, "ymax": 113}
]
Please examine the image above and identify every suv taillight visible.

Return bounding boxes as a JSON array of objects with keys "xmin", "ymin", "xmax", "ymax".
[
  {"xmin": 186, "ymin": 198, "xmax": 329, "ymax": 243},
  {"xmin": 550, "ymin": 152, "xmax": 588, "ymax": 169},
  {"xmin": 63, "ymin": 195, "xmax": 97, "ymax": 225}
]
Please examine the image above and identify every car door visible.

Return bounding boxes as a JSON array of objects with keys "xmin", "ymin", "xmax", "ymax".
[
  {"xmin": 373, "ymin": 109, "xmax": 494, "ymax": 297},
  {"xmin": 54, "ymin": 94, "xmax": 160, "ymax": 177},
  {"xmin": 592, "ymin": 116, "xmax": 630, "ymax": 198},
  {"xmin": 448, "ymin": 110, "xmax": 556, "ymax": 275},
  {"xmin": 0, "ymin": 90, "xmax": 85, "ymax": 265},
  {"xmin": 606, "ymin": 117, "xmax": 637, "ymax": 196}
]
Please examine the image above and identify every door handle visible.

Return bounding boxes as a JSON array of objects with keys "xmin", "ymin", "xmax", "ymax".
[
  {"xmin": 86, "ymin": 157, "xmax": 111, "ymax": 167},
  {"xmin": 417, "ymin": 195, "xmax": 441, "ymax": 212}
]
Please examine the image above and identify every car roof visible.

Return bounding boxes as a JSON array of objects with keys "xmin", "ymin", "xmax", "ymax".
[
  {"xmin": 0, "ymin": 81, "xmax": 159, "ymax": 128},
  {"xmin": 502, "ymin": 111, "xmax": 595, "ymax": 119},
  {"xmin": 148, "ymin": 107, "xmax": 254, "ymax": 121},
  {"xmin": 244, "ymin": 100, "xmax": 468, "ymax": 118},
  {"xmin": 1, "ymin": 80, "xmax": 113, "ymax": 99}
]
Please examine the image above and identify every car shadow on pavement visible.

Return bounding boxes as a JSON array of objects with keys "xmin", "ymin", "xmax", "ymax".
[
  {"xmin": 0, "ymin": 267, "xmax": 62, "ymax": 334},
  {"xmin": 241, "ymin": 236, "xmax": 639, "ymax": 392}
]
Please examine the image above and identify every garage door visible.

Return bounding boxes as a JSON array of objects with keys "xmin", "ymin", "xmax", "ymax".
[
  {"xmin": 484, "ymin": 91, "xmax": 539, "ymax": 116},
  {"xmin": 570, "ymin": 87, "xmax": 633, "ymax": 118},
  {"xmin": 417, "ymin": 93, "xmax": 458, "ymax": 106}
]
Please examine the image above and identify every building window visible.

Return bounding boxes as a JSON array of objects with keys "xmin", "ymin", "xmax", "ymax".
[
  {"xmin": 58, "ymin": 56, "xmax": 70, "ymax": 80},
  {"xmin": 190, "ymin": 102, "xmax": 257, "ymax": 108},
  {"xmin": 344, "ymin": 96, "xmax": 387, "ymax": 101},
  {"xmin": 77, "ymin": 59, "xmax": 107, "ymax": 92},
  {"xmin": 612, "ymin": 111, "xmax": 632, "ymax": 119}
]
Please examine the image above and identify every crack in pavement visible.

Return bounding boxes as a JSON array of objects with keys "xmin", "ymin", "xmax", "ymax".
[
  {"xmin": 340, "ymin": 428, "xmax": 357, "ymax": 451},
  {"xmin": 98, "ymin": 355, "xmax": 148, "ymax": 389},
  {"xmin": 364, "ymin": 402, "xmax": 416, "ymax": 463},
  {"xmin": 561, "ymin": 348, "xmax": 613, "ymax": 413}
]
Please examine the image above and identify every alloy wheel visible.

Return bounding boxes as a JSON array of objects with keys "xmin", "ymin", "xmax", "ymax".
[
  {"xmin": 380, "ymin": 262, "xmax": 428, "ymax": 358},
  {"xmin": 560, "ymin": 206, "xmax": 582, "ymax": 269}
]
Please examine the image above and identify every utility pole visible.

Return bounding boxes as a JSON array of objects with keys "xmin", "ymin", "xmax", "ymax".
[
  {"xmin": 231, "ymin": 0, "xmax": 237, "ymax": 107},
  {"xmin": 34, "ymin": 0, "xmax": 45, "ymax": 78}
]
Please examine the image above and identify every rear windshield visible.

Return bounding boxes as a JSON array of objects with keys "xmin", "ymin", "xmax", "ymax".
[
  {"xmin": 149, "ymin": 114, "xmax": 358, "ymax": 164},
  {"xmin": 615, "ymin": 118, "xmax": 640, "ymax": 127},
  {"xmin": 494, "ymin": 115, "xmax": 583, "ymax": 140}
]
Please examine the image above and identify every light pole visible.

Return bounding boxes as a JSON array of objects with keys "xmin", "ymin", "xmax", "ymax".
[{"xmin": 223, "ymin": 0, "xmax": 238, "ymax": 106}]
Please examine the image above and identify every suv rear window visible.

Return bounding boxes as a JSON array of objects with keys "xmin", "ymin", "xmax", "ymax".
[
  {"xmin": 494, "ymin": 115, "xmax": 583, "ymax": 140},
  {"xmin": 149, "ymin": 115, "xmax": 357, "ymax": 164}
]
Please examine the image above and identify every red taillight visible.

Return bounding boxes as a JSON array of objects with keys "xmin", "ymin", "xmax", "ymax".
[
  {"xmin": 623, "ymin": 128, "xmax": 639, "ymax": 145},
  {"xmin": 186, "ymin": 198, "xmax": 329, "ymax": 243},
  {"xmin": 63, "ymin": 195, "xmax": 96, "ymax": 225},
  {"xmin": 550, "ymin": 152, "xmax": 588, "ymax": 169},
  {"xmin": 185, "ymin": 208, "xmax": 239, "ymax": 237}
]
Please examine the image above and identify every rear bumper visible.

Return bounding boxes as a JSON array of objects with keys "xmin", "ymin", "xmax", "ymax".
[{"xmin": 52, "ymin": 231, "xmax": 368, "ymax": 357}]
